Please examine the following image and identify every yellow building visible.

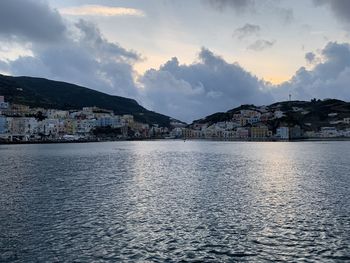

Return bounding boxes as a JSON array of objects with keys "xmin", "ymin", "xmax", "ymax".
[
  {"xmin": 251, "ymin": 126, "xmax": 272, "ymax": 139},
  {"xmin": 240, "ymin": 117, "xmax": 248, "ymax": 127},
  {"xmin": 64, "ymin": 119, "xmax": 77, "ymax": 135}
]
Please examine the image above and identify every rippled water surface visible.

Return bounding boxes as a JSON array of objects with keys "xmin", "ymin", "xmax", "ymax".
[{"xmin": 0, "ymin": 141, "xmax": 349, "ymax": 262}]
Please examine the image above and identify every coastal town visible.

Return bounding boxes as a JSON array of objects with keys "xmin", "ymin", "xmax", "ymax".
[
  {"xmin": 0, "ymin": 95, "xmax": 178, "ymax": 142},
  {"xmin": 1, "ymin": 95, "xmax": 350, "ymax": 143},
  {"xmin": 183, "ymin": 99, "xmax": 350, "ymax": 140}
]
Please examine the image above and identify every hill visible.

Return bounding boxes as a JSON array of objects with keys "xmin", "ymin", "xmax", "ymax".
[
  {"xmin": 192, "ymin": 99, "xmax": 350, "ymax": 132},
  {"xmin": 0, "ymin": 74, "xmax": 176, "ymax": 127}
]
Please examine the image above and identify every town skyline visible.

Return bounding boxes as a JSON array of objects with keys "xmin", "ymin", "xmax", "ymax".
[{"xmin": 2, "ymin": 86, "xmax": 350, "ymax": 143}]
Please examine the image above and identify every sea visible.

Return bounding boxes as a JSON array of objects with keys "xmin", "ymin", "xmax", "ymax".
[{"xmin": 0, "ymin": 141, "xmax": 349, "ymax": 262}]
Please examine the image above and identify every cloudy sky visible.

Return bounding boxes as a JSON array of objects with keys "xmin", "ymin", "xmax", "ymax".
[{"xmin": 1, "ymin": 0, "xmax": 350, "ymax": 122}]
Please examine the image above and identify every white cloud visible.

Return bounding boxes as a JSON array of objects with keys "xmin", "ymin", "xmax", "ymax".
[
  {"xmin": 139, "ymin": 49, "xmax": 273, "ymax": 122},
  {"xmin": 60, "ymin": 5, "xmax": 145, "ymax": 17},
  {"xmin": 277, "ymin": 42, "xmax": 350, "ymax": 101}
]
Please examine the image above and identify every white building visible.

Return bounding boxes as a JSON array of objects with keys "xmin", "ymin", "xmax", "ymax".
[
  {"xmin": 274, "ymin": 111, "xmax": 285, "ymax": 119},
  {"xmin": 0, "ymin": 96, "xmax": 9, "ymax": 109},
  {"xmin": 38, "ymin": 119, "xmax": 60, "ymax": 136},
  {"xmin": 276, "ymin": 127, "xmax": 289, "ymax": 139},
  {"xmin": 320, "ymin": 127, "xmax": 339, "ymax": 137},
  {"xmin": 0, "ymin": 116, "xmax": 7, "ymax": 134},
  {"xmin": 170, "ymin": 127, "xmax": 183, "ymax": 138},
  {"xmin": 47, "ymin": 109, "xmax": 69, "ymax": 119},
  {"xmin": 10, "ymin": 117, "xmax": 38, "ymax": 135}
]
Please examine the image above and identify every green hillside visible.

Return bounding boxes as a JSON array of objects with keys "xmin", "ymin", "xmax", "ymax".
[{"xmin": 0, "ymin": 74, "xmax": 175, "ymax": 127}]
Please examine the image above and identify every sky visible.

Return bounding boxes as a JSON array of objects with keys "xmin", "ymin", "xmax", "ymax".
[{"xmin": 1, "ymin": 0, "xmax": 350, "ymax": 122}]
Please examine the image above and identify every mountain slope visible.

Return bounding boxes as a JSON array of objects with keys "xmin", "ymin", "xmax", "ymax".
[
  {"xmin": 192, "ymin": 99, "xmax": 350, "ymax": 132},
  {"xmin": 0, "ymin": 74, "xmax": 176, "ymax": 127}
]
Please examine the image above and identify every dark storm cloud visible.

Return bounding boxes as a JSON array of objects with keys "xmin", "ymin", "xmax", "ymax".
[
  {"xmin": 139, "ymin": 48, "xmax": 273, "ymax": 122},
  {"xmin": 0, "ymin": 0, "xmax": 66, "ymax": 42},
  {"xmin": 0, "ymin": 60, "xmax": 9, "ymax": 73},
  {"xmin": 204, "ymin": 0, "xmax": 293, "ymax": 24},
  {"xmin": 277, "ymin": 42, "xmax": 350, "ymax": 101},
  {"xmin": 1, "ymin": 18, "xmax": 141, "ymax": 98},
  {"xmin": 247, "ymin": 39, "xmax": 275, "ymax": 51},
  {"xmin": 203, "ymin": 0, "xmax": 255, "ymax": 12},
  {"xmin": 314, "ymin": 0, "xmax": 350, "ymax": 24},
  {"xmin": 0, "ymin": 0, "xmax": 140, "ymax": 109},
  {"xmin": 233, "ymin": 23, "xmax": 260, "ymax": 40},
  {"xmin": 75, "ymin": 20, "xmax": 140, "ymax": 62},
  {"xmin": 305, "ymin": 52, "xmax": 316, "ymax": 64}
]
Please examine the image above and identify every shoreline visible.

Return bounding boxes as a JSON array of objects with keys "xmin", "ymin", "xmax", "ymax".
[{"xmin": 1, "ymin": 137, "xmax": 350, "ymax": 145}]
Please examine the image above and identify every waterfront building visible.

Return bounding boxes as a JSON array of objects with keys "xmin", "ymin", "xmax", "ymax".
[
  {"xmin": 251, "ymin": 126, "xmax": 271, "ymax": 139},
  {"xmin": 192, "ymin": 129, "xmax": 201, "ymax": 138},
  {"xmin": 290, "ymin": 125, "xmax": 302, "ymax": 139},
  {"xmin": 0, "ymin": 96, "xmax": 9, "ymax": 112},
  {"xmin": 39, "ymin": 119, "xmax": 59, "ymax": 137},
  {"xmin": 214, "ymin": 128, "xmax": 224, "ymax": 138},
  {"xmin": 170, "ymin": 127, "xmax": 183, "ymax": 138},
  {"xmin": 0, "ymin": 116, "xmax": 7, "ymax": 134},
  {"xmin": 64, "ymin": 119, "xmax": 77, "ymax": 135},
  {"xmin": 9, "ymin": 117, "xmax": 38, "ymax": 141},
  {"xmin": 276, "ymin": 127, "xmax": 289, "ymax": 139},
  {"xmin": 223, "ymin": 130, "xmax": 236, "ymax": 140},
  {"xmin": 341, "ymin": 129, "xmax": 350, "ymax": 137},
  {"xmin": 304, "ymin": 131, "xmax": 318, "ymax": 138},
  {"xmin": 10, "ymin": 117, "xmax": 36, "ymax": 135},
  {"xmin": 236, "ymin": 128, "xmax": 249, "ymax": 139},
  {"xmin": 76, "ymin": 119, "xmax": 97, "ymax": 134},
  {"xmin": 320, "ymin": 127, "xmax": 339, "ymax": 137},
  {"xmin": 182, "ymin": 128, "xmax": 192, "ymax": 139}
]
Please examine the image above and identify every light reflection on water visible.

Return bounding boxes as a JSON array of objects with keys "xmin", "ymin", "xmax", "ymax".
[{"xmin": 0, "ymin": 141, "xmax": 349, "ymax": 262}]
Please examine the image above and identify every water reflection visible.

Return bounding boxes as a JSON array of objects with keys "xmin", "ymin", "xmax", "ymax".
[{"xmin": 0, "ymin": 141, "xmax": 349, "ymax": 262}]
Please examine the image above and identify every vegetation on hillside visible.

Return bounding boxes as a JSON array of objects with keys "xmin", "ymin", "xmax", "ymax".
[{"xmin": 0, "ymin": 74, "xmax": 174, "ymax": 127}]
